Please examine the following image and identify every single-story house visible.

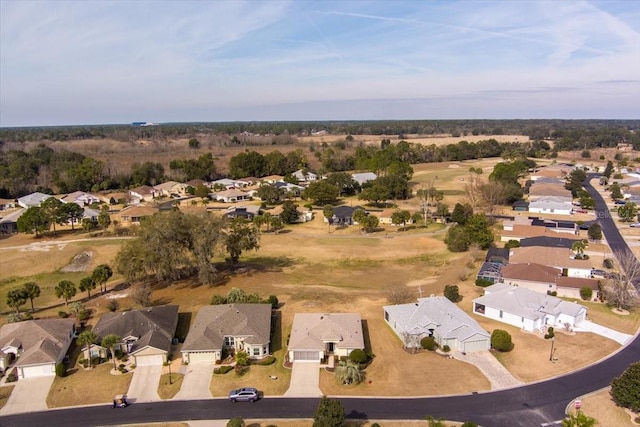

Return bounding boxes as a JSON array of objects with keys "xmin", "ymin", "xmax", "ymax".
[
  {"xmin": 501, "ymin": 263, "xmax": 600, "ymax": 299},
  {"xmin": 214, "ymin": 189, "xmax": 250, "ymax": 203},
  {"xmin": 186, "ymin": 179, "xmax": 209, "ymax": 188},
  {"xmin": 326, "ymin": 206, "xmax": 362, "ymax": 226},
  {"xmin": 0, "ymin": 208, "xmax": 24, "ymax": 234},
  {"xmin": 0, "ymin": 198, "xmax": 16, "ymax": 211},
  {"xmin": 473, "ymin": 283, "xmax": 587, "ymax": 332},
  {"xmin": 224, "ymin": 205, "xmax": 260, "ymax": 221},
  {"xmin": 17, "ymin": 192, "xmax": 53, "ymax": 208},
  {"xmin": 88, "ymin": 305, "xmax": 178, "ymax": 366},
  {"xmin": 292, "ymin": 169, "xmax": 318, "ymax": 183},
  {"xmin": 154, "ymin": 181, "xmax": 189, "ymax": 197},
  {"xmin": 509, "ymin": 246, "xmax": 595, "ymax": 278},
  {"xmin": 528, "ymin": 182, "xmax": 573, "ymax": 200},
  {"xmin": 351, "ymin": 172, "xmax": 377, "ymax": 186},
  {"xmin": 269, "ymin": 205, "xmax": 313, "ymax": 223},
  {"xmin": 0, "ymin": 319, "xmax": 76, "ymax": 379},
  {"xmin": 117, "ymin": 205, "xmax": 158, "ymax": 224},
  {"xmin": 261, "ymin": 175, "xmax": 284, "ymax": 184},
  {"xmin": 181, "ymin": 304, "xmax": 271, "ymax": 364},
  {"xmin": 212, "ymin": 178, "xmax": 247, "ymax": 190},
  {"xmin": 528, "ymin": 196, "xmax": 573, "ymax": 216},
  {"xmin": 274, "ymin": 181, "xmax": 305, "ymax": 197},
  {"xmin": 384, "ymin": 297, "xmax": 491, "ymax": 353},
  {"xmin": 129, "ymin": 186, "xmax": 160, "ymax": 203},
  {"xmin": 61, "ymin": 191, "xmax": 101, "ymax": 206},
  {"xmin": 288, "ymin": 313, "xmax": 365, "ymax": 362}
]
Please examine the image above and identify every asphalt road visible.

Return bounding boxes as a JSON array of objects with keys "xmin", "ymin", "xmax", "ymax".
[{"xmin": 2, "ymin": 174, "xmax": 639, "ymax": 427}]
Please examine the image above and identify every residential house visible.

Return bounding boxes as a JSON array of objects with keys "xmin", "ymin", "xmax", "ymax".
[
  {"xmin": 529, "ymin": 196, "xmax": 573, "ymax": 216},
  {"xmin": 274, "ymin": 181, "xmax": 305, "ymax": 197},
  {"xmin": 530, "ymin": 165, "xmax": 573, "ymax": 181},
  {"xmin": 528, "ymin": 182, "xmax": 573, "ymax": 200},
  {"xmin": 17, "ymin": 192, "xmax": 53, "ymax": 208},
  {"xmin": 0, "ymin": 319, "xmax": 76, "ymax": 379},
  {"xmin": 326, "ymin": 206, "xmax": 362, "ymax": 226},
  {"xmin": 0, "ymin": 208, "xmax": 24, "ymax": 234},
  {"xmin": 512, "ymin": 200, "xmax": 529, "ymax": 211},
  {"xmin": 509, "ymin": 246, "xmax": 595, "ymax": 278},
  {"xmin": 472, "ymin": 283, "xmax": 587, "ymax": 332},
  {"xmin": 476, "ymin": 262, "xmax": 504, "ymax": 284},
  {"xmin": 186, "ymin": 179, "xmax": 208, "ymax": 188},
  {"xmin": 501, "ymin": 217, "xmax": 578, "ymax": 241},
  {"xmin": 211, "ymin": 178, "xmax": 246, "ymax": 190},
  {"xmin": 500, "ymin": 263, "xmax": 600, "ymax": 299},
  {"xmin": 384, "ymin": 297, "xmax": 491, "ymax": 353},
  {"xmin": 287, "ymin": 313, "xmax": 364, "ymax": 362},
  {"xmin": 292, "ymin": 169, "xmax": 318, "ymax": 184},
  {"xmin": 61, "ymin": 191, "xmax": 101, "ymax": 207},
  {"xmin": 181, "ymin": 304, "xmax": 271, "ymax": 364},
  {"xmin": 486, "ymin": 247, "xmax": 510, "ymax": 264},
  {"xmin": 129, "ymin": 186, "xmax": 160, "ymax": 203},
  {"xmin": 213, "ymin": 189, "xmax": 250, "ymax": 203},
  {"xmin": 224, "ymin": 205, "xmax": 260, "ymax": 221},
  {"xmin": 117, "ymin": 205, "xmax": 158, "ymax": 224},
  {"xmin": 519, "ymin": 236, "xmax": 580, "ymax": 249},
  {"xmin": 0, "ymin": 198, "xmax": 16, "ymax": 211},
  {"xmin": 87, "ymin": 305, "xmax": 179, "ymax": 366},
  {"xmin": 261, "ymin": 175, "xmax": 285, "ymax": 184},
  {"xmin": 269, "ymin": 205, "xmax": 313, "ymax": 223},
  {"xmin": 351, "ymin": 172, "xmax": 377, "ymax": 186},
  {"xmin": 154, "ymin": 181, "xmax": 189, "ymax": 197}
]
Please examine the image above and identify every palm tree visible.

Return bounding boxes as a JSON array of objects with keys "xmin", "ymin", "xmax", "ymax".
[
  {"xmin": 23, "ymin": 282, "xmax": 41, "ymax": 312},
  {"xmin": 562, "ymin": 410, "xmax": 596, "ymax": 427},
  {"xmin": 335, "ymin": 359, "xmax": 364, "ymax": 385},
  {"xmin": 101, "ymin": 334, "xmax": 121, "ymax": 370},
  {"xmin": 572, "ymin": 240, "xmax": 587, "ymax": 259},
  {"xmin": 77, "ymin": 330, "xmax": 98, "ymax": 368},
  {"xmin": 92, "ymin": 264, "xmax": 113, "ymax": 293}
]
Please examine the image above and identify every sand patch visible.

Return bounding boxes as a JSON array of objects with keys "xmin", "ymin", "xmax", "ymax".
[{"xmin": 61, "ymin": 251, "xmax": 94, "ymax": 272}]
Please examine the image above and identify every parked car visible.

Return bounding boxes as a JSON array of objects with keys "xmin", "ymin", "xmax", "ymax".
[
  {"xmin": 630, "ymin": 223, "xmax": 640, "ymax": 228},
  {"xmin": 228, "ymin": 387, "xmax": 260, "ymax": 403}
]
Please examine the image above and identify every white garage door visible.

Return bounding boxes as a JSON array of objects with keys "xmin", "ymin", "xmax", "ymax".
[
  {"xmin": 463, "ymin": 339, "xmax": 490, "ymax": 353},
  {"xmin": 135, "ymin": 354, "xmax": 164, "ymax": 366},
  {"xmin": 21, "ymin": 364, "xmax": 54, "ymax": 378},
  {"xmin": 293, "ymin": 351, "xmax": 320, "ymax": 362},
  {"xmin": 187, "ymin": 352, "xmax": 217, "ymax": 364}
]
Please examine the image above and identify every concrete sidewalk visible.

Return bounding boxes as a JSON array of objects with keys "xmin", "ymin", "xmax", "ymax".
[
  {"xmin": 574, "ymin": 320, "xmax": 633, "ymax": 345},
  {"xmin": 284, "ymin": 362, "xmax": 322, "ymax": 397},
  {"xmin": 0, "ymin": 376, "xmax": 54, "ymax": 415},
  {"xmin": 127, "ymin": 365, "xmax": 162, "ymax": 403}
]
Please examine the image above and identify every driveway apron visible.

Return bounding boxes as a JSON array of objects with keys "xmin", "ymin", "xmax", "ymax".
[
  {"xmin": 284, "ymin": 362, "xmax": 322, "ymax": 397},
  {"xmin": 0, "ymin": 376, "xmax": 54, "ymax": 415},
  {"xmin": 174, "ymin": 363, "xmax": 214, "ymax": 400},
  {"xmin": 127, "ymin": 365, "xmax": 162, "ymax": 402}
]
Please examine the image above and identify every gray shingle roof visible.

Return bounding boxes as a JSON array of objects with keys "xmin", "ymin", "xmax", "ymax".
[
  {"xmin": 93, "ymin": 305, "xmax": 178, "ymax": 353},
  {"xmin": 384, "ymin": 297, "xmax": 489, "ymax": 343},
  {"xmin": 0, "ymin": 319, "xmax": 75, "ymax": 366},
  {"xmin": 182, "ymin": 304, "xmax": 271, "ymax": 351},
  {"xmin": 288, "ymin": 313, "xmax": 364, "ymax": 351}
]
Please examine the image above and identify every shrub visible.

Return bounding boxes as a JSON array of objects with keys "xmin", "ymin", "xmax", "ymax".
[
  {"xmin": 268, "ymin": 295, "xmax": 279, "ymax": 309},
  {"xmin": 603, "ymin": 258, "xmax": 615, "ymax": 269},
  {"xmin": 214, "ymin": 366, "xmax": 233, "ymax": 374},
  {"xmin": 107, "ymin": 300, "xmax": 119, "ymax": 312},
  {"xmin": 6, "ymin": 370, "xmax": 18, "ymax": 383},
  {"xmin": 58, "ymin": 311, "xmax": 69, "ymax": 318},
  {"xmin": 551, "ymin": 291, "xmax": 557, "ymax": 296},
  {"xmin": 348, "ymin": 349, "xmax": 368, "ymax": 363},
  {"xmin": 371, "ymin": 424, "xmax": 381, "ymax": 427},
  {"xmin": 504, "ymin": 239, "xmax": 520, "ymax": 249},
  {"xmin": 234, "ymin": 364, "xmax": 248, "ymax": 376},
  {"xmin": 442, "ymin": 345, "xmax": 451, "ymax": 353},
  {"xmin": 491, "ymin": 330, "xmax": 513, "ymax": 352},
  {"xmin": 462, "ymin": 422, "xmax": 479, "ymax": 427},
  {"xmin": 580, "ymin": 287, "xmax": 593, "ymax": 300},
  {"xmin": 255, "ymin": 356, "xmax": 276, "ymax": 365},
  {"xmin": 55, "ymin": 363, "xmax": 66, "ymax": 377},
  {"xmin": 444, "ymin": 284, "xmax": 460, "ymax": 302},
  {"xmin": 227, "ymin": 416, "xmax": 246, "ymax": 427},
  {"xmin": 118, "ymin": 364, "xmax": 126, "ymax": 370},
  {"xmin": 210, "ymin": 294, "xmax": 227, "ymax": 305},
  {"xmin": 421, "ymin": 337, "xmax": 437, "ymax": 351},
  {"xmin": 475, "ymin": 278, "xmax": 493, "ymax": 287},
  {"xmin": 610, "ymin": 361, "xmax": 640, "ymax": 412},
  {"xmin": 544, "ymin": 327, "xmax": 555, "ymax": 340}
]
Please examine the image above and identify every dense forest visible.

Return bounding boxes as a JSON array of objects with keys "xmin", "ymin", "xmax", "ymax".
[{"xmin": 0, "ymin": 120, "xmax": 638, "ymax": 199}]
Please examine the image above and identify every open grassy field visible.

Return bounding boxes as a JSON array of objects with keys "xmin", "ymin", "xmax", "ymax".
[{"xmin": 299, "ymin": 133, "xmax": 530, "ymax": 147}]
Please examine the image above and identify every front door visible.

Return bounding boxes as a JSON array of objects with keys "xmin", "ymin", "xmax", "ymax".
[{"xmin": 326, "ymin": 342, "xmax": 335, "ymax": 353}]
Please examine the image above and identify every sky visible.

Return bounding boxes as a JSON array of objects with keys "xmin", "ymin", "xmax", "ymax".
[{"xmin": 1, "ymin": 0, "xmax": 639, "ymax": 127}]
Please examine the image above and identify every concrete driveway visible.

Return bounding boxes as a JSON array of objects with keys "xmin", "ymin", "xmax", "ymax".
[
  {"xmin": 0, "ymin": 376, "xmax": 54, "ymax": 415},
  {"xmin": 453, "ymin": 351, "xmax": 523, "ymax": 390},
  {"xmin": 284, "ymin": 362, "xmax": 322, "ymax": 397},
  {"xmin": 574, "ymin": 320, "xmax": 633, "ymax": 345},
  {"xmin": 174, "ymin": 363, "xmax": 214, "ymax": 400},
  {"xmin": 127, "ymin": 365, "xmax": 162, "ymax": 402}
]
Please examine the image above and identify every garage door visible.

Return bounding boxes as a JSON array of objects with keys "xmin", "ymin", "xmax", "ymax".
[
  {"xmin": 463, "ymin": 339, "xmax": 490, "ymax": 353},
  {"xmin": 21, "ymin": 364, "xmax": 54, "ymax": 378},
  {"xmin": 135, "ymin": 354, "xmax": 164, "ymax": 366},
  {"xmin": 293, "ymin": 351, "xmax": 319, "ymax": 362},
  {"xmin": 187, "ymin": 352, "xmax": 217, "ymax": 364}
]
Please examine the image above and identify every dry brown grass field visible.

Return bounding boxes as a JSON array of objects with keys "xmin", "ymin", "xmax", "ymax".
[
  {"xmin": 578, "ymin": 388, "xmax": 637, "ymax": 427},
  {"xmin": 299, "ymin": 133, "xmax": 530, "ymax": 146}
]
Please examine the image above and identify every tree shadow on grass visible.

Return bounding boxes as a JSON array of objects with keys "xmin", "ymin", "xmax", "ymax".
[
  {"xmin": 270, "ymin": 310, "xmax": 283, "ymax": 353},
  {"xmin": 360, "ymin": 319, "xmax": 373, "ymax": 355}
]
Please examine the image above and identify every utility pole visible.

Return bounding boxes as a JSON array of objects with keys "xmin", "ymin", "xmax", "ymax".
[{"xmin": 549, "ymin": 338, "xmax": 555, "ymax": 361}]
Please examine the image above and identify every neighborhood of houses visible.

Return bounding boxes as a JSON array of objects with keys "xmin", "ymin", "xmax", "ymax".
[{"xmin": 0, "ymin": 159, "xmax": 638, "ymax": 421}]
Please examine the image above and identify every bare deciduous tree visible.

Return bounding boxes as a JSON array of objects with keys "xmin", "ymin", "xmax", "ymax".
[
  {"xmin": 384, "ymin": 284, "xmax": 415, "ymax": 305},
  {"xmin": 131, "ymin": 283, "xmax": 152, "ymax": 307},
  {"xmin": 604, "ymin": 250, "xmax": 640, "ymax": 311}
]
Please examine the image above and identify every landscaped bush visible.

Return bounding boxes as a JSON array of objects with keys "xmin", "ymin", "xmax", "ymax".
[
  {"xmin": 234, "ymin": 364, "xmax": 248, "ymax": 376},
  {"xmin": 254, "ymin": 356, "xmax": 276, "ymax": 365},
  {"xmin": 462, "ymin": 422, "xmax": 478, "ymax": 427},
  {"xmin": 227, "ymin": 417, "xmax": 245, "ymax": 427},
  {"xmin": 504, "ymin": 239, "xmax": 520, "ymax": 249},
  {"xmin": 348, "ymin": 349, "xmax": 368, "ymax": 363},
  {"xmin": 6, "ymin": 370, "xmax": 17, "ymax": 383},
  {"xmin": 551, "ymin": 291, "xmax": 557, "ymax": 296},
  {"xmin": 442, "ymin": 345, "xmax": 451, "ymax": 353},
  {"xmin": 58, "ymin": 311, "xmax": 69, "ymax": 318},
  {"xmin": 444, "ymin": 284, "xmax": 461, "ymax": 302},
  {"xmin": 475, "ymin": 278, "xmax": 493, "ymax": 287},
  {"xmin": 580, "ymin": 287, "xmax": 593, "ymax": 300},
  {"xmin": 214, "ymin": 366, "xmax": 233, "ymax": 375},
  {"xmin": 55, "ymin": 363, "xmax": 66, "ymax": 377},
  {"xmin": 491, "ymin": 330, "xmax": 513, "ymax": 352},
  {"xmin": 604, "ymin": 258, "xmax": 615, "ymax": 269},
  {"xmin": 421, "ymin": 337, "xmax": 437, "ymax": 351},
  {"xmin": 268, "ymin": 295, "xmax": 279, "ymax": 309},
  {"xmin": 107, "ymin": 300, "xmax": 119, "ymax": 312}
]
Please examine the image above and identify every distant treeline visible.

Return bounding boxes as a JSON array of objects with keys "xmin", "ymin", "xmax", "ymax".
[{"xmin": 1, "ymin": 119, "xmax": 639, "ymax": 146}]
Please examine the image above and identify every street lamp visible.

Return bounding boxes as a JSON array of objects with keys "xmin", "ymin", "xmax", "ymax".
[
  {"xmin": 168, "ymin": 360, "xmax": 173, "ymax": 384},
  {"xmin": 549, "ymin": 338, "xmax": 556, "ymax": 361}
]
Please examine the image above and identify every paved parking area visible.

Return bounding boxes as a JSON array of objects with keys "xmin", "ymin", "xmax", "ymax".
[
  {"xmin": 127, "ymin": 365, "xmax": 162, "ymax": 402},
  {"xmin": 174, "ymin": 363, "xmax": 214, "ymax": 400},
  {"xmin": 0, "ymin": 376, "xmax": 54, "ymax": 415},
  {"xmin": 284, "ymin": 362, "xmax": 322, "ymax": 397}
]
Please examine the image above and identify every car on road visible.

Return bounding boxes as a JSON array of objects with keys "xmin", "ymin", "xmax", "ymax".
[
  {"xmin": 228, "ymin": 387, "xmax": 260, "ymax": 403},
  {"xmin": 112, "ymin": 394, "xmax": 129, "ymax": 408},
  {"xmin": 630, "ymin": 223, "xmax": 640, "ymax": 228}
]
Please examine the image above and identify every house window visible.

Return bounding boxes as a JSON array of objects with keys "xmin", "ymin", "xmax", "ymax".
[
  {"xmin": 522, "ymin": 317, "xmax": 525, "ymax": 323},
  {"xmin": 253, "ymin": 348, "xmax": 260, "ymax": 356},
  {"xmin": 474, "ymin": 304, "xmax": 485, "ymax": 314},
  {"xmin": 384, "ymin": 311, "xmax": 389, "ymax": 321},
  {"xmin": 224, "ymin": 336, "xmax": 235, "ymax": 346},
  {"xmin": 499, "ymin": 310, "xmax": 503, "ymax": 318}
]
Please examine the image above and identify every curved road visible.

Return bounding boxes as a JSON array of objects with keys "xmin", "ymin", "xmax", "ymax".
[{"xmin": 2, "ymin": 175, "xmax": 639, "ymax": 427}]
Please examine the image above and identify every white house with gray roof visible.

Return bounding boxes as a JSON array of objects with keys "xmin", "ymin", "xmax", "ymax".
[
  {"xmin": 384, "ymin": 297, "xmax": 491, "ymax": 353},
  {"xmin": 472, "ymin": 283, "xmax": 587, "ymax": 332},
  {"xmin": 181, "ymin": 304, "xmax": 271, "ymax": 364},
  {"xmin": 288, "ymin": 313, "xmax": 364, "ymax": 362},
  {"xmin": 17, "ymin": 192, "xmax": 54, "ymax": 208}
]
